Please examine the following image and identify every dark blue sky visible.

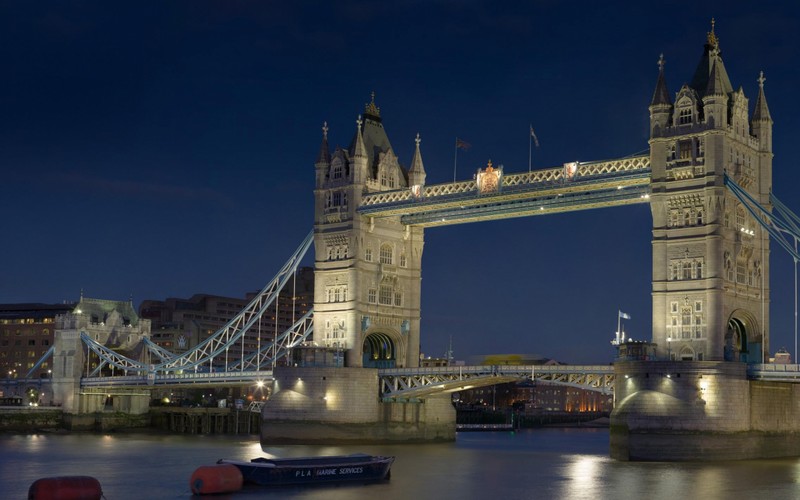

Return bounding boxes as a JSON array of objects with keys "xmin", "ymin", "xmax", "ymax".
[{"xmin": 2, "ymin": 2, "xmax": 799, "ymax": 364}]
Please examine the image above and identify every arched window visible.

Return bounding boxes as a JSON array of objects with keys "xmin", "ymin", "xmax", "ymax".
[
  {"xmin": 379, "ymin": 244, "xmax": 393, "ymax": 265},
  {"xmin": 696, "ymin": 208, "xmax": 704, "ymax": 225},
  {"xmin": 679, "ymin": 107, "xmax": 692, "ymax": 125}
]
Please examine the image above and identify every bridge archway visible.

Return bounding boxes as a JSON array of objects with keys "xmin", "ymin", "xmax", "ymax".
[
  {"xmin": 725, "ymin": 310, "xmax": 761, "ymax": 363},
  {"xmin": 362, "ymin": 332, "xmax": 398, "ymax": 368}
]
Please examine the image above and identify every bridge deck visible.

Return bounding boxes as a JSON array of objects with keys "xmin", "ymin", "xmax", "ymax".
[{"xmin": 359, "ymin": 155, "xmax": 651, "ymax": 227}]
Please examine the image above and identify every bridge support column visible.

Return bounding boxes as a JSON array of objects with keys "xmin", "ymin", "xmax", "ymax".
[
  {"xmin": 261, "ymin": 367, "xmax": 455, "ymax": 443},
  {"xmin": 611, "ymin": 361, "xmax": 800, "ymax": 460},
  {"xmin": 51, "ymin": 330, "xmax": 84, "ymax": 414}
]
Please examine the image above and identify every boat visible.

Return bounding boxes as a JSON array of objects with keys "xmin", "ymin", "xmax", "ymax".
[{"xmin": 216, "ymin": 453, "xmax": 394, "ymax": 486}]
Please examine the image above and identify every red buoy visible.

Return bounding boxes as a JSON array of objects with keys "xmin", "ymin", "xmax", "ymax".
[
  {"xmin": 190, "ymin": 464, "xmax": 243, "ymax": 495},
  {"xmin": 28, "ymin": 476, "xmax": 103, "ymax": 500}
]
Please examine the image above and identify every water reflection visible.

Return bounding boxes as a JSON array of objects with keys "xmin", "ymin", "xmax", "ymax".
[{"xmin": 3, "ymin": 430, "xmax": 800, "ymax": 499}]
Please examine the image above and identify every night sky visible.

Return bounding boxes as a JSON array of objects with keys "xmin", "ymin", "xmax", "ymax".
[{"xmin": 3, "ymin": 2, "xmax": 799, "ymax": 364}]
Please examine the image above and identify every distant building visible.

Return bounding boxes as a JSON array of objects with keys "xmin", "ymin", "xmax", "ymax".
[
  {"xmin": 420, "ymin": 357, "xmax": 451, "ymax": 368},
  {"xmin": 0, "ymin": 302, "xmax": 75, "ymax": 379},
  {"xmin": 459, "ymin": 379, "xmax": 612, "ymax": 414},
  {"xmin": 771, "ymin": 348, "xmax": 792, "ymax": 364},
  {"xmin": 456, "ymin": 355, "xmax": 611, "ymax": 413},
  {"xmin": 139, "ymin": 266, "xmax": 314, "ymax": 365}
]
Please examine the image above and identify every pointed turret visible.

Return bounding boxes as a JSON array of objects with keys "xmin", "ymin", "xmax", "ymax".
[
  {"xmin": 315, "ymin": 122, "xmax": 331, "ymax": 188},
  {"xmin": 702, "ymin": 57, "xmax": 729, "ymax": 129},
  {"xmin": 351, "ymin": 115, "xmax": 368, "ymax": 184},
  {"xmin": 752, "ymin": 71, "xmax": 772, "ymax": 123},
  {"xmin": 408, "ymin": 133, "xmax": 426, "ymax": 190},
  {"xmin": 316, "ymin": 121, "xmax": 331, "ymax": 166},
  {"xmin": 651, "ymin": 54, "xmax": 671, "ymax": 106},
  {"xmin": 751, "ymin": 71, "xmax": 773, "ymax": 152},
  {"xmin": 649, "ymin": 54, "xmax": 673, "ymax": 138}
]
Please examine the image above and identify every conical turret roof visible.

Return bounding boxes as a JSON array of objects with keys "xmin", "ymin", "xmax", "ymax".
[
  {"xmin": 752, "ymin": 71, "xmax": 772, "ymax": 122},
  {"xmin": 650, "ymin": 54, "xmax": 671, "ymax": 106}
]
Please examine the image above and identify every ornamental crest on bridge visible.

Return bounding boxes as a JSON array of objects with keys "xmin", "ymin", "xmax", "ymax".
[{"xmin": 476, "ymin": 160, "xmax": 502, "ymax": 194}]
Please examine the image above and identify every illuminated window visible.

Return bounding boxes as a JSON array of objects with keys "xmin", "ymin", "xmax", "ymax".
[
  {"xmin": 368, "ymin": 289, "xmax": 377, "ymax": 303},
  {"xmin": 365, "ymin": 247, "xmax": 373, "ymax": 262},
  {"xmin": 399, "ymin": 253, "xmax": 407, "ymax": 267}
]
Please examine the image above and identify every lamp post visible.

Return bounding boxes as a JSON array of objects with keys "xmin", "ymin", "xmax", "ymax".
[{"xmin": 667, "ymin": 337, "xmax": 672, "ymax": 360}]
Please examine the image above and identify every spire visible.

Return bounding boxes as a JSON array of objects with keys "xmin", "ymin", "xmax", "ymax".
[
  {"xmin": 690, "ymin": 19, "xmax": 733, "ymax": 98},
  {"xmin": 650, "ymin": 53, "xmax": 672, "ymax": 106},
  {"xmin": 752, "ymin": 71, "xmax": 772, "ymax": 122},
  {"xmin": 364, "ymin": 91, "xmax": 381, "ymax": 122},
  {"xmin": 316, "ymin": 121, "xmax": 331, "ymax": 165},
  {"xmin": 352, "ymin": 115, "xmax": 367, "ymax": 159},
  {"xmin": 408, "ymin": 133, "xmax": 426, "ymax": 188}
]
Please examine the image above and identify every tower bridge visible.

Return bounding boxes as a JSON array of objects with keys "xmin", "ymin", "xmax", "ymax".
[{"xmin": 18, "ymin": 22, "xmax": 800, "ymax": 459}]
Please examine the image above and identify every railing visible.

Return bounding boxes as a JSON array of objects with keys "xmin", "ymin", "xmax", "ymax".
[
  {"xmin": 748, "ymin": 364, "xmax": 800, "ymax": 381},
  {"xmin": 361, "ymin": 155, "xmax": 650, "ymax": 208}
]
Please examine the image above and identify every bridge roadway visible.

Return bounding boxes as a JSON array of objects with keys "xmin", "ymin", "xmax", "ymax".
[{"xmin": 7, "ymin": 364, "xmax": 800, "ymax": 401}]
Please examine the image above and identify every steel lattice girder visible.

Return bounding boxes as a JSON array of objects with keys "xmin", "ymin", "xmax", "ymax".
[{"xmin": 378, "ymin": 365, "xmax": 614, "ymax": 399}]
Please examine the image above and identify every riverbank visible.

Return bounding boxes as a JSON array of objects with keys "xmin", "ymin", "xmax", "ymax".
[{"xmin": 0, "ymin": 406, "xmax": 260, "ymax": 434}]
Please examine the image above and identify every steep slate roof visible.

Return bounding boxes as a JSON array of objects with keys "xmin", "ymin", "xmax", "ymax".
[
  {"xmin": 74, "ymin": 297, "xmax": 140, "ymax": 326},
  {"xmin": 349, "ymin": 94, "xmax": 395, "ymax": 174},
  {"xmin": 689, "ymin": 27, "xmax": 733, "ymax": 98}
]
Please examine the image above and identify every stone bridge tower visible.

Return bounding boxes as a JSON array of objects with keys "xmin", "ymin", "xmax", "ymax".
[
  {"xmin": 649, "ymin": 22, "xmax": 773, "ymax": 362},
  {"xmin": 313, "ymin": 95, "xmax": 425, "ymax": 368}
]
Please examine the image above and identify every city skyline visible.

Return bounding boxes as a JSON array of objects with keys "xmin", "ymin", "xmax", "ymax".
[{"xmin": 3, "ymin": 3, "xmax": 800, "ymax": 364}]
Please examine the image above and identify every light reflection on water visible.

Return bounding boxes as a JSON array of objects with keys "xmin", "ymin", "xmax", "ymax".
[{"xmin": 2, "ymin": 429, "xmax": 800, "ymax": 499}]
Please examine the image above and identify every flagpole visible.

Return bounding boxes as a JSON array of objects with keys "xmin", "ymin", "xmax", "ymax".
[{"xmin": 453, "ymin": 138, "xmax": 458, "ymax": 183}]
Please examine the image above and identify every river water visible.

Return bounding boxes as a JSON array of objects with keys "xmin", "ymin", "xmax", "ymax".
[{"xmin": 3, "ymin": 429, "xmax": 800, "ymax": 499}]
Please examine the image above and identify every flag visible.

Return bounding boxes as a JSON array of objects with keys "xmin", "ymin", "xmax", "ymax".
[
  {"xmin": 530, "ymin": 125, "xmax": 540, "ymax": 148},
  {"xmin": 619, "ymin": 311, "xmax": 631, "ymax": 320},
  {"xmin": 456, "ymin": 138, "xmax": 471, "ymax": 150}
]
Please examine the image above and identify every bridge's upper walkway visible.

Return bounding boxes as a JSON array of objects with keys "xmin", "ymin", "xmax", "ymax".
[{"xmin": 359, "ymin": 155, "xmax": 651, "ymax": 227}]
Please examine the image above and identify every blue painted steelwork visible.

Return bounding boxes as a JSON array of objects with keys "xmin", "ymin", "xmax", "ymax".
[
  {"xmin": 24, "ymin": 346, "xmax": 54, "ymax": 378},
  {"xmin": 73, "ymin": 230, "xmax": 314, "ymax": 383},
  {"xmin": 724, "ymin": 173, "xmax": 800, "ymax": 260}
]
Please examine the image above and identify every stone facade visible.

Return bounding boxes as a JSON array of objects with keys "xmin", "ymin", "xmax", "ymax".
[
  {"xmin": 648, "ymin": 25, "xmax": 773, "ymax": 362},
  {"xmin": 52, "ymin": 296, "xmax": 151, "ymax": 413},
  {"xmin": 612, "ymin": 361, "xmax": 800, "ymax": 460},
  {"xmin": 261, "ymin": 366, "xmax": 455, "ymax": 443},
  {"xmin": 313, "ymin": 98, "xmax": 425, "ymax": 368}
]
